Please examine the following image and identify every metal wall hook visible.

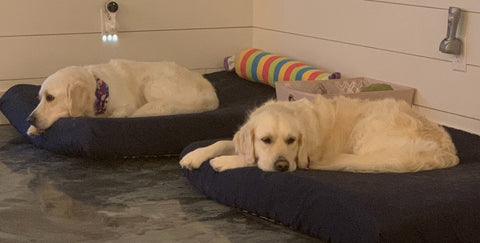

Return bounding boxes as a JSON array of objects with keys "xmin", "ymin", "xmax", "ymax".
[{"xmin": 439, "ymin": 7, "xmax": 462, "ymax": 55}]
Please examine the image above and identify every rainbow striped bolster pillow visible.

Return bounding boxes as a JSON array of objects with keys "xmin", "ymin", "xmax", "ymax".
[{"xmin": 235, "ymin": 48, "xmax": 340, "ymax": 87}]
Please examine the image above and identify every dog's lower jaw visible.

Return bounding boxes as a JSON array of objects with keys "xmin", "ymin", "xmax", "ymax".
[{"xmin": 27, "ymin": 125, "xmax": 45, "ymax": 136}]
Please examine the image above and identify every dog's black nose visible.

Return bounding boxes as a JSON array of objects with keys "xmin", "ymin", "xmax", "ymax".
[
  {"xmin": 27, "ymin": 115, "xmax": 36, "ymax": 126},
  {"xmin": 274, "ymin": 160, "xmax": 289, "ymax": 172}
]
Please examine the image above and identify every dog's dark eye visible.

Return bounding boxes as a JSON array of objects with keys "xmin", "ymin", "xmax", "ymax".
[
  {"xmin": 46, "ymin": 94, "xmax": 55, "ymax": 102},
  {"xmin": 261, "ymin": 137, "xmax": 272, "ymax": 144},
  {"xmin": 286, "ymin": 137, "xmax": 296, "ymax": 145}
]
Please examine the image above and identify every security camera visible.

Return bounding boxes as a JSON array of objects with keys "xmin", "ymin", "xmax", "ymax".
[
  {"xmin": 106, "ymin": 1, "xmax": 119, "ymax": 13},
  {"xmin": 101, "ymin": 1, "xmax": 119, "ymax": 43}
]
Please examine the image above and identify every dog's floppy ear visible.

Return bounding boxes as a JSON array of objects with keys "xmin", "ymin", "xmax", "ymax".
[
  {"xmin": 67, "ymin": 82, "xmax": 93, "ymax": 117},
  {"xmin": 296, "ymin": 97, "xmax": 333, "ymax": 169},
  {"xmin": 295, "ymin": 103, "xmax": 318, "ymax": 169},
  {"xmin": 296, "ymin": 133, "xmax": 310, "ymax": 169},
  {"xmin": 233, "ymin": 121, "xmax": 256, "ymax": 165}
]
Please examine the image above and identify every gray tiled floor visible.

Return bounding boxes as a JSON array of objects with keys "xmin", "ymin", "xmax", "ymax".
[{"xmin": 0, "ymin": 125, "xmax": 319, "ymax": 242}]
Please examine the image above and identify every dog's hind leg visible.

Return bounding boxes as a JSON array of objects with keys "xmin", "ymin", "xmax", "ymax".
[
  {"xmin": 180, "ymin": 140, "xmax": 235, "ymax": 170},
  {"xmin": 310, "ymin": 153, "xmax": 406, "ymax": 173},
  {"xmin": 130, "ymin": 99, "xmax": 192, "ymax": 117},
  {"xmin": 311, "ymin": 145, "xmax": 456, "ymax": 173}
]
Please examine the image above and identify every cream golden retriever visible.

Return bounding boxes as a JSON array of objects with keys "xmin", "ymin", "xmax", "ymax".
[
  {"xmin": 27, "ymin": 59, "xmax": 219, "ymax": 136},
  {"xmin": 180, "ymin": 96, "xmax": 459, "ymax": 173}
]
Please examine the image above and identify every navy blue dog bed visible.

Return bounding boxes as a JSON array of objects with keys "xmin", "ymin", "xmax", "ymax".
[
  {"xmin": 180, "ymin": 127, "xmax": 480, "ymax": 242},
  {"xmin": 0, "ymin": 71, "xmax": 275, "ymax": 158}
]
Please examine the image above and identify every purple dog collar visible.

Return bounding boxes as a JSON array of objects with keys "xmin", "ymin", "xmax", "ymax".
[{"xmin": 94, "ymin": 75, "xmax": 109, "ymax": 115}]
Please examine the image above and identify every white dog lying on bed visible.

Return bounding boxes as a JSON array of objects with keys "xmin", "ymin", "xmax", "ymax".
[
  {"xmin": 27, "ymin": 59, "xmax": 219, "ymax": 136},
  {"xmin": 180, "ymin": 96, "xmax": 459, "ymax": 173}
]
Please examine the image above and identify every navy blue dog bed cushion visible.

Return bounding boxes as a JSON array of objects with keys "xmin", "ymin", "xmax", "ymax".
[
  {"xmin": 0, "ymin": 71, "xmax": 275, "ymax": 158},
  {"xmin": 180, "ymin": 127, "xmax": 480, "ymax": 242}
]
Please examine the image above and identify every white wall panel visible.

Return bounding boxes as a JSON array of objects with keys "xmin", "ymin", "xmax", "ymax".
[
  {"xmin": 366, "ymin": 0, "xmax": 480, "ymax": 12},
  {"xmin": 253, "ymin": 0, "xmax": 480, "ymax": 66},
  {"xmin": 0, "ymin": 28, "xmax": 250, "ymax": 82},
  {"xmin": 0, "ymin": 0, "xmax": 252, "ymax": 90},
  {"xmin": 0, "ymin": 0, "xmax": 252, "ymax": 36},
  {"xmin": 415, "ymin": 106, "xmax": 480, "ymax": 136},
  {"xmin": 118, "ymin": 0, "xmax": 252, "ymax": 31}
]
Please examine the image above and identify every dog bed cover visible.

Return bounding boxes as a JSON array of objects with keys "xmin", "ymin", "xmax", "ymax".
[
  {"xmin": 0, "ymin": 71, "xmax": 275, "ymax": 158},
  {"xmin": 180, "ymin": 127, "xmax": 480, "ymax": 242}
]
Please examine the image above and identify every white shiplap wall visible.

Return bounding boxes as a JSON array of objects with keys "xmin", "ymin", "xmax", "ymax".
[
  {"xmin": 0, "ymin": 0, "xmax": 252, "ymax": 124},
  {"xmin": 253, "ymin": 0, "xmax": 480, "ymax": 135},
  {"xmin": 0, "ymin": 0, "xmax": 252, "ymax": 87},
  {"xmin": 2, "ymin": 0, "xmax": 480, "ymax": 135}
]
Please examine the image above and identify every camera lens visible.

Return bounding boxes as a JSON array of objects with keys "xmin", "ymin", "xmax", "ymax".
[{"xmin": 107, "ymin": 2, "xmax": 119, "ymax": 13}]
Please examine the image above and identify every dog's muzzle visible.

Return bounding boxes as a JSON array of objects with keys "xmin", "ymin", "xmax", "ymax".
[
  {"xmin": 27, "ymin": 114, "xmax": 37, "ymax": 126},
  {"xmin": 274, "ymin": 157, "xmax": 290, "ymax": 172}
]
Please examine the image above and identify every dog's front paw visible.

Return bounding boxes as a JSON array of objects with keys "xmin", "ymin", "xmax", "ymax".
[
  {"xmin": 179, "ymin": 149, "xmax": 210, "ymax": 170},
  {"xmin": 179, "ymin": 153, "xmax": 202, "ymax": 170},
  {"xmin": 27, "ymin": 126, "xmax": 44, "ymax": 136},
  {"xmin": 209, "ymin": 155, "xmax": 246, "ymax": 172},
  {"xmin": 209, "ymin": 157, "xmax": 229, "ymax": 172}
]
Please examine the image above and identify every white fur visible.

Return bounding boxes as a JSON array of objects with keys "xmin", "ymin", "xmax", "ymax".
[
  {"xmin": 180, "ymin": 96, "xmax": 459, "ymax": 173},
  {"xmin": 27, "ymin": 59, "xmax": 219, "ymax": 136}
]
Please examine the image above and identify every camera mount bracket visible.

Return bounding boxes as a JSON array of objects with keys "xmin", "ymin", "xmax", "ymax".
[{"xmin": 101, "ymin": 1, "xmax": 119, "ymax": 43}]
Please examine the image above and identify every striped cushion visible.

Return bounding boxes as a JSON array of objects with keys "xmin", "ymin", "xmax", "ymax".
[{"xmin": 235, "ymin": 48, "xmax": 339, "ymax": 87}]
